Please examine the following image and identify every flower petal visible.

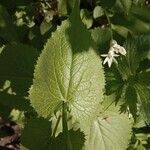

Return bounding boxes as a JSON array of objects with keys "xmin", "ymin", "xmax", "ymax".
[
  {"xmin": 108, "ymin": 57, "xmax": 113, "ymax": 67},
  {"xmin": 110, "ymin": 40, "xmax": 117, "ymax": 46},
  {"xmin": 113, "ymin": 44, "xmax": 120, "ymax": 53},
  {"xmin": 101, "ymin": 54, "xmax": 108, "ymax": 57},
  {"xmin": 103, "ymin": 57, "xmax": 108, "ymax": 64},
  {"xmin": 119, "ymin": 47, "xmax": 126, "ymax": 55},
  {"xmin": 113, "ymin": 54, "xmax": 120, "ymax": 57}
]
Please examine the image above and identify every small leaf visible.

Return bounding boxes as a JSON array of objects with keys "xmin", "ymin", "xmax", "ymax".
[
  {"xmin": 119, "ymin": 0, "xmax": 132, "ymax": 14},
  {"xmin": 93, "ymin": 6, "xmax": 104, "ymax": 19},
  {"xmin": 86, "ymin": 95, "xmax": 132, "ymax": 150},
  {"xmin": 80, "ymin": 9, "xmax": 93, "ymax": 29}
]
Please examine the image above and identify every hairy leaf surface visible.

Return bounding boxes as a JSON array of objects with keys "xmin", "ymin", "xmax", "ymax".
[
  {"xmin": 29, "ymin": 1, "xmax": 105, "ymax": 131},
  {"xmin": 86, "ymin": 95, "xmax": 132, "ymax": 150}
]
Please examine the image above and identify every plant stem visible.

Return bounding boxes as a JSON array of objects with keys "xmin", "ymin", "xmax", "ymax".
[
  {"xmin": 52, "ymin": 115, "xmax": 61, "ymax": 137},
  {"xmin": 104, "ymin": 9, "xmax": 113, "ymax": 40},
  {"xmin": 62, "ymin": 102, "xmax": 73, "ymax": 150}
]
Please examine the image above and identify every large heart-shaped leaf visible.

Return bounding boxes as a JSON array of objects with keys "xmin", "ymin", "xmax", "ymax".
[
  {"xmin": 29, "ymin": 1, "xmax": 105, "ymax": 131},
  {"xmin": 86, "ymin": 95, "xmax": 132, "ymax": 150}
]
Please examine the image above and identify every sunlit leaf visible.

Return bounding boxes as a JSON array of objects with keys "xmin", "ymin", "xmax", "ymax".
[
  {"xmin": 86, "ymin": 95, "xmax": 132, "ymax": 150},
  {"xmin": 93, "ymin": 6, "xmax": 104, "ymax": 19},
  {"xmin": 29, "ymin": 0, "xmax": 105, "ymax": 133},
  {"xmin": 80, "ymin": 9, "xmax": 93, "ymax": 29}
]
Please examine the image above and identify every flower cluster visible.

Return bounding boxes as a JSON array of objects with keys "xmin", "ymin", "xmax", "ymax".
[{"xmin": 101, "ymin": 40, "xmax": 126, "ymax": 67}]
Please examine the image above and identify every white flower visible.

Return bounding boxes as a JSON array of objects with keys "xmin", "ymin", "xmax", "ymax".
[
  {"xmin": 101, "ymin": 47, "xmax": 119, "ymax": 67},
  {"xmin": 111, "ymin": 40, "xmax": 126, "ymax": 56},
  {"xmin": 101, "ymin": 40, "xmax": 126, "ymax": 67}
]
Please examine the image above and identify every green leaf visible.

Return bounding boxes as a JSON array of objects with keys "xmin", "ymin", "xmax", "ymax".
[
  {"xmin": 0, "ymin": 43, "xmax": 38, "ymax": 96},
  {"xmin": 138, "ymin": 59, "xmax": 150, "ymax": 73},
  {"xmin": 134, "ymin": 35, "xmax": 150, "ymax": 57},
  {"xmin": 125, "ymin": 85, "xmax": 137, "ymax": 120},
  {"xmin": 51, "ymin": 129, "xmax": 85, "ymax": 150},
  {"xmin": 91, "ymin": 27, "xmax": 112, "ymax": 52},
  {"xmin": 132, "ymin": 0, "xmax": 145, "ymax": 6},
  {"xmin": 105, "ymin": 66, "xmax": 124, "ymax": 96},
  {"xmin": 40, "ymin": 20, "xmax": 53, "ymax": 35},
  {"xmin": 133, "ymin": 115, "xmax": 146, "ymax": 128},
  {"xmin": 117, "ymin": 35, "xmax": 150, "ymax": 80},
  {"xmin": 135, "ymin": 83, "xmax": 150, "ymax": 125},
  {"xmin": 29, "ymin": 0, "xmax": 105, "ymax": 133},
  {"xmin": 138, "ymin": 71, "xmax": 150, "ymax": 87},
  {"xmin": 58, "ymin": 0, "xmax": 68, "ymax": 16},
  {"xmin": 0, "ymin": 4, "xmax": 18, "ymax": 41},
  {"xmin": 21, "ymin": 118, "xmax": 52, "ymax": 150},
  {"xmin": 9, "ymin": 109, "xmax": 25, "ymax": 128},
  {"xmin": 117, "ymin": 36, "xmax": 142, "ymax": 79},
  {"xmin": 131, "ymin": 5, "xmax": 150, "ymax": 22},
  {"xmin": 21, "ymin": 117, "xmax": 85, "ymax": 150},
  {"xmin": 119, "ymin": 0, "xmax": 132, "ymax": 14},
  {"xmin": 112, "ymin": 14, "xmax": 150, "ymax": 34},
  {"xmin": 93, "ymin": 6, "xmax": 104, "ymax": 19},
  {"xmin": 80, "ymin": 9, "xmax": 93, "ymax": 29},
  {"xmin": 58, "ymin": 0, "xmax": 76, "ymax": 16},
  {"xmin": 86, "ymin": 95, "xmax": 132, "ymax": 150},
  {"xmin": 112, "ymin": 24, "xmax": 129, "ymax": 38},
  {"xmin": 100, "ymin": 0, "xmax": 117, "ymax": 9}
]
